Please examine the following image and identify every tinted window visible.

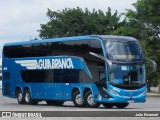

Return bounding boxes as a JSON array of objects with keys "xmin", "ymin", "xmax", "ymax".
[
  {"xmin": 21, "ymin": 70, "xmax": 53, "ymax": 83},
  {"xmin": 4, "ymin": 40, "xmax": 103, "ymax": 58},
  {"xmin": 106, "ymin": 41, "xmax": 142, "ymax": 61},
  {"xmin": 21, "ymin": 69, "xmax": 80, "ymax": 83},
  {"xmin": 54, "ymin": 69, "xmax": 79, "ymax": 83}
]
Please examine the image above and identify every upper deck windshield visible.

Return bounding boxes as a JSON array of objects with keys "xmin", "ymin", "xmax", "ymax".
[{"xmin": 105, "ymin": 41, "xmax": 142, "ymax": 62}]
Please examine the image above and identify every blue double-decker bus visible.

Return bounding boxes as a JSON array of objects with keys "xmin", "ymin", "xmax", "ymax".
[{"xmin": 2, "ymin": 35, "xmax": 156, "ymax": 108}]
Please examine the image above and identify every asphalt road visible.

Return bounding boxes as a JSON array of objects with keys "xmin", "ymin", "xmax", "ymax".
[{"xmin": 0, "ymin": 90, "xmax": 159, "ymax": 119}]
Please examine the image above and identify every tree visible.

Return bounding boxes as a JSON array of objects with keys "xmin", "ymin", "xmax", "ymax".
[
  {"xmin": 38, "ymin": 7, "xmax": 121, "ymax": 38},
  {"xmin": 114, "ymin": 0, "xmax": 160, "ymax": 88}
]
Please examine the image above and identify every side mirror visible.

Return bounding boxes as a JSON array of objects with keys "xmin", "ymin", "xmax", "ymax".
[
  {"xmin": 89, "ymin": 52, "xmax": 112, "ymax": 71},
  {"xmin": 144, "ymin": 58, "xmax": 157, "ymax": 72}
]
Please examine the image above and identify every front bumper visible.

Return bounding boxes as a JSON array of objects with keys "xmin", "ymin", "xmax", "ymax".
[
  {"xmin": 94, "ymin": 85, "xmax": 147, "ymax": 103},
  {"xmin": 95, "ymin": 92, "xmax": 146, "ymax": 103}
]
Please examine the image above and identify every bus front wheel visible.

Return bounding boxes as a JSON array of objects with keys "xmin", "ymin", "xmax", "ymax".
[
  {"xmin": 102, "ymin": 103, "xmax": 114, "ymax": 108},
  {"xmin": 115, "ymin": 103, "xmax": 129, "ymax": 108},
  {"xmin": 72, "ymin": 91, "xmax": 85, "ymax": 107},
  {"xmin": 16, "ymin": 89, "xmax": 24, "ymax": 104},
  {"xmin": 24, "ymin": 89, "xmax": 38, "ymax": 105},
  {"xmin": 84, "ymin": 91, "xmax": 100, "ymax": 108}
]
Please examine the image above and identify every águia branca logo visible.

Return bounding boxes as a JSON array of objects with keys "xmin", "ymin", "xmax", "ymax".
[{"xmin": 15, "ymin": 58, "xmax": 74, "ymax": 69}]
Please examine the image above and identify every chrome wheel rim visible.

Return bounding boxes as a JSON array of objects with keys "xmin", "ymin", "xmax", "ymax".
[
  {"xmin": 87, "ymin": 94, "xmax": 95, "ymax": 105},
  {"xmin": 75, "ymin": 94, "xmax": 84, "ymax": 105},
  {"xmin": 25, "ymin": 93, "xmax": 30, "ymax": 103},
  {"xmin": 18, "ymin": 93, "xmax": 22, "ymax": 102}
]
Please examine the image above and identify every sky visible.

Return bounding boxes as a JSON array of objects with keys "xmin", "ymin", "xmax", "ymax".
[{"xmin": 0, "ymin": 0, "xmax": 137, "ymax": 52}]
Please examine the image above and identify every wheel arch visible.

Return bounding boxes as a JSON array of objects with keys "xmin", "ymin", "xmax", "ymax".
[
  {"xmin": 15, "ymin": 86, "xmax": 23, "ymax": 97},
  {"xmin": 83, "ymin": 87, "xmax": 93, "ymax": 98},
  {"xmin": 72, "ymin": 87, "xmax": 81, "ymax": 99},
  {"xmin": 23, "ymin": 86, "xmax": 32, "ymax": 97},
  {"xmin": 83, "ymin": 87, "xmax": 100, "ymax": 108}
]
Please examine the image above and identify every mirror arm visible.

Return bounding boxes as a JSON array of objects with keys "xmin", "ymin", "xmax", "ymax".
[
  {"xmin": 144, "ymin": 58, "xmax": 157, "ymax": 72},
  {"xmin": 89, "ymin": 52, "xmax": 112, "ymax": 71}
]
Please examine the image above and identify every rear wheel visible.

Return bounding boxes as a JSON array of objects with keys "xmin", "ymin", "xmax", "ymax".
[
  {"xmin": 16, "ymin": 89, "xmax": 24, "ymax": 104},
  {"xmin": 46, "ymin": 100, "xmax": 64, "ymax": 106},
  {"xmin": 84, "ymin": 91, "xmax": 100, "ymax": 108},
  {"xmin": 115, "ymin": 103, "xmax": 129, "ymax": 108},
  {"xmin": 102, "ymin": 103, "xmax": 114, "ymax": 108},
  {"xmin": 24, "ymin": 89, "xmax": 38, "ymax": 105},
  {"xmin": 72, "ymin": 91, "xmax": 85, "ymax": 107}
]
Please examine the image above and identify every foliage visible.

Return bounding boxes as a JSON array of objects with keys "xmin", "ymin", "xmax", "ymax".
[{"xmin": 38, "ymin": 7, "xmax": 120, "ymax": 38}]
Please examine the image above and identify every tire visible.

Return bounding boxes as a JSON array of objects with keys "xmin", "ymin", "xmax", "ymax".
[
  {"xmin": 72, "ymin": 91, "xmax": 85, "ymax": 107},
  {"xmin": 46, "ymin": 100, "xmax": 64, "ymax": 106},
  {"xmin": 102, "ymin": 103, "xmax": 114, "ymax": 108},
  {"xmin": 16, "ymin": 89, "xmax": 24, "ymax": 104},
  {"xmin": 24, "ymin": 89, "xmax": 38, "ymax": 105},
  {"xmin": 84, "ymin": 91, "xmax": 100, "ymax": 108},
  {"xmin": 115, "ymin": 103, "xmax": 129, "ymax": 108}
]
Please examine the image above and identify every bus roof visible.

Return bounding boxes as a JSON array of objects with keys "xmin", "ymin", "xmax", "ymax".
[{"xmin": 4, "ymin": 35, "xmax": 138, "ymax": 46}]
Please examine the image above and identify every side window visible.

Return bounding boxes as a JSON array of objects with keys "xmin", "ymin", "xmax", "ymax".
[
  {"xmin": 4, "ymin": 44, "xmax": 47, "ymax": 58},
  {"xmin": 4, "ymin": 39, "xmax": 103, "ymax": 58},
  {"xmin": 4, "ymin": 46, "xmax": 23, "ymax": 58},
  {"xmin": 88, "ymin": 40, "xmax": 103, "ymax": 55},
  {"xmin": 21, "ymin": 70, "xmax": 53, "ymax": 83},
  {"xmin": 50, "ymin": 40, "xmax": 90, "ymax": 57},
  {"xmin": 63, "ymin": 69, "xmax": 79, "ymax": 83},
  {"xmin": 86, "ymin": 40, "xmax": 105, "ymax": 83},
  {"xmin": 45, "ymin": 41, "xmax": 75, "ymax": 56},
  {"xmin": 53, "ymin": 69, "xmax": 80, "ymax": 83},
  {"xmin": 21, "ymin": 69, "xmax": 80, "ymax": 83},
  {"xmin": 53, "ymin": 70, "xmax": 63, "ymax": 83}
]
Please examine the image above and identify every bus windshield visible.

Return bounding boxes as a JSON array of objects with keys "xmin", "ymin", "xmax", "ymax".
[
  {"xmin": 106, "ymin": 41, "xmax": 142, "ymax": 61},
  {"xmin": 109, "ymin": 64, "xmax": 146, "ymax": 88},
  {"xmin": 105, "ymin": 40, "xmax": 145, "ymax": 89}
]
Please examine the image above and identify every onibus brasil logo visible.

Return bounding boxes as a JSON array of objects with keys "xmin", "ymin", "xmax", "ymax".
[{"xmin": 15, "ymin": 58, "xmax": 74, "ymax": 69}]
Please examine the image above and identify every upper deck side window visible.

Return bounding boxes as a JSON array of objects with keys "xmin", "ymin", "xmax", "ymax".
[{"xmin": 3, "ymin": 39, "xmax": 103, "ymax": 58}]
